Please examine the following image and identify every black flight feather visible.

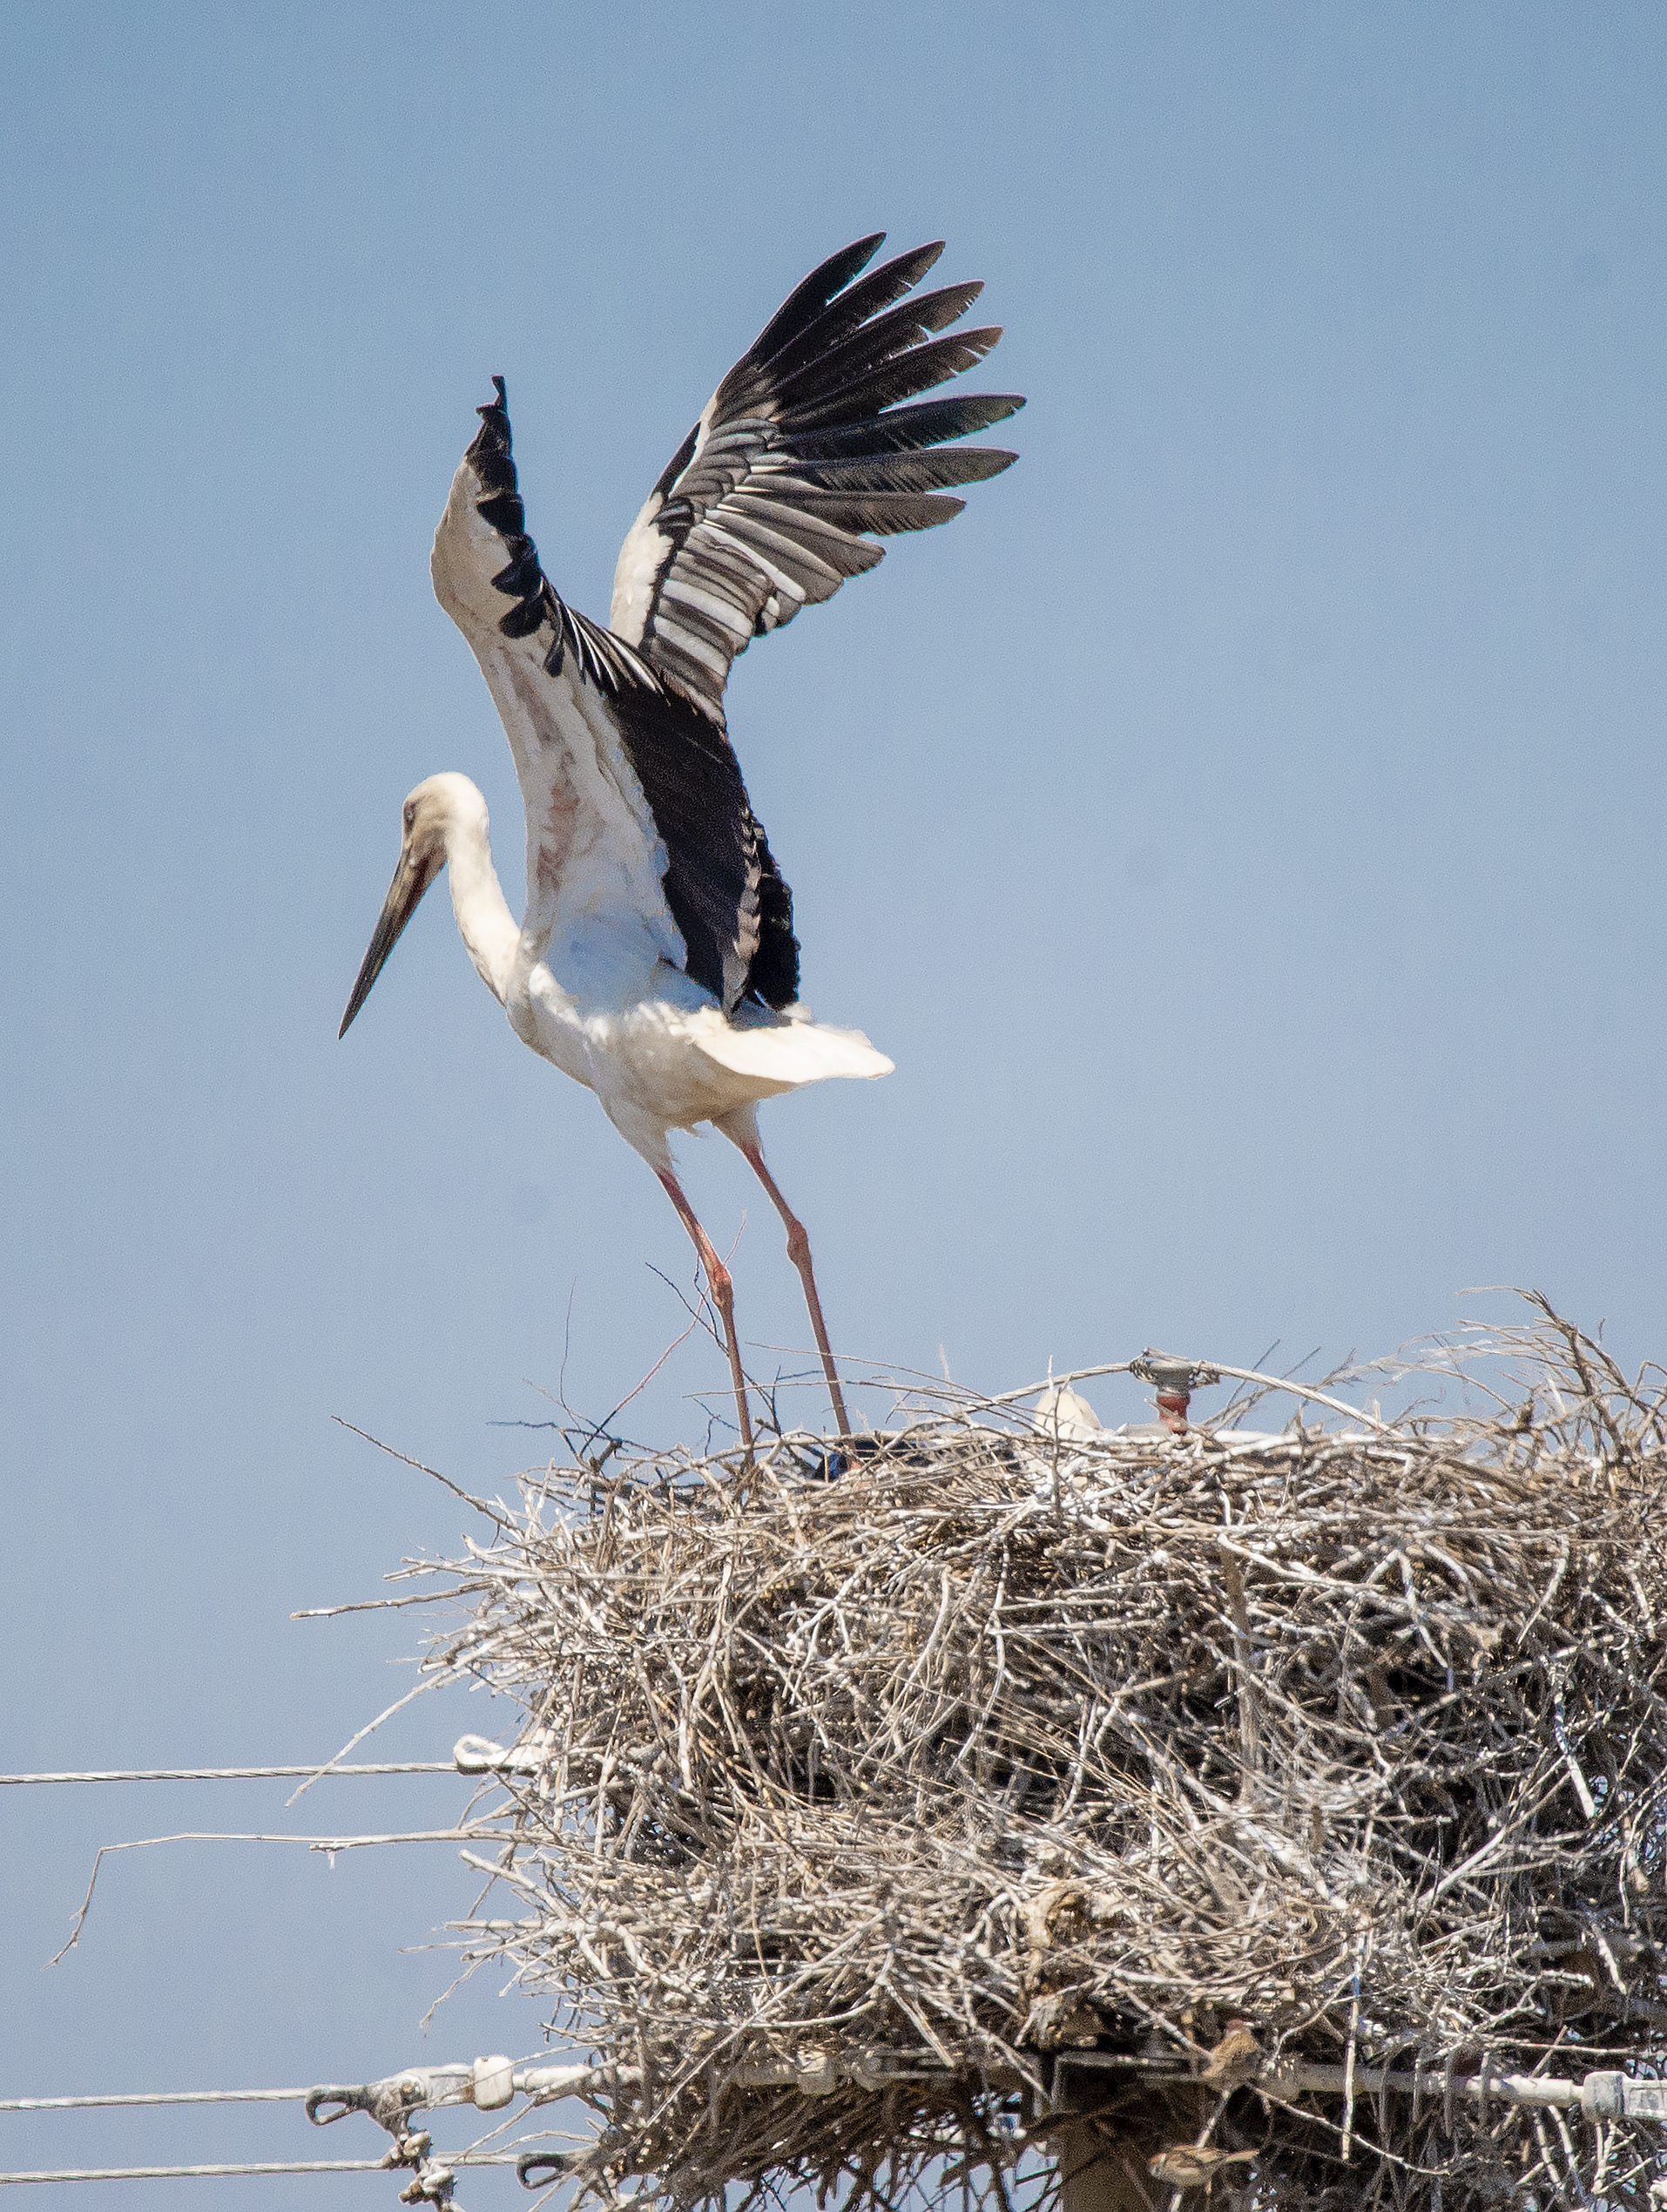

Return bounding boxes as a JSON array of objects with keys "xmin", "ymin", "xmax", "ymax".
[
  {"xmin": 770, "ymin": 283, "xmax": 987, "ymax": 412},
  {"xmin": 753, "ymin": 242, "xmax": 946, "ymax": 382},
  {"xmin": 786, "ymin": 391, "xmax": 1025, "ymax": 457},
  {"xmin": 743, "ymin": 233, "xmax": 887, "ymax": 372},
  {"xmin": 780, "ymin": 328, "xmax": 1004, "ymax": 430}
]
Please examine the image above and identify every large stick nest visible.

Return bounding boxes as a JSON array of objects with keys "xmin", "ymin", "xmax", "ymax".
[{"xmin": 414, "ymin": 1301, "xmax": 1667, "ymax": 2212}]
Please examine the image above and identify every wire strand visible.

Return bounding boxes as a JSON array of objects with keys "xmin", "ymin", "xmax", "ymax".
[
  {"xmin": 2, "ymin": 1765, "xmax": 457, "ymax": 1787},
  {"xmin": 0, "ymin": 2091, "xmax": 308, "ymax": 2113},
  {"xmin": 0, "ymin": 2152, "xmax": 527, "ymax": 2183}
]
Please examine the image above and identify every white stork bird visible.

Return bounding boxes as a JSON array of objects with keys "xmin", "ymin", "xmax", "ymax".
[{"xmin": 340, "ymin": 234, "xmax": 1022, "ymax": 1452}]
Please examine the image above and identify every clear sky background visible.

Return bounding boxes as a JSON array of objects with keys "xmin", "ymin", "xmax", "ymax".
[{"xmin": 4, "ymin": 2, "xmax": 1665, "ymax": 2201}]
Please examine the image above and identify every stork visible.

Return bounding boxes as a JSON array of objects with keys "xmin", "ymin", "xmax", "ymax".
[{"xmin": 340, "ymin": 234, "xmax": 1022, "ymax": 1452}]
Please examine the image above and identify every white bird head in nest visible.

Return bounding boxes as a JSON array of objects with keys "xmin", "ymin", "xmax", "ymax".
[{"xmin": 1034, "ymin": 1383, "xmax": 1103, "ymax": 1444}]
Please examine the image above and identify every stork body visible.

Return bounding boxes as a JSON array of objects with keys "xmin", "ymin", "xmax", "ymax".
[{"xmin": 341, "ymin": 234, "xmax": 1022, "ymax": 1449}]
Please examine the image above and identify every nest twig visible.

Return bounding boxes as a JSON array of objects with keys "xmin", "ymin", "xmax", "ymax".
[{"xmin": 392, "ymin": 1296, "xmax": 1667, "ymax": 2211}]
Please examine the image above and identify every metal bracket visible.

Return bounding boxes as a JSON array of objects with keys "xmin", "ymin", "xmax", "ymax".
[
  {"xmin": 1053, "ymin": 2052, "xmax": 1667, "ymax": 2124},
  {"xmin": 1130, "ymin": 1350, "xmax": 1221, "ymax": 1433},
  {"xmin": 1583, "ymin": 2073, "xmax": 1667, "ymax": 2121}
]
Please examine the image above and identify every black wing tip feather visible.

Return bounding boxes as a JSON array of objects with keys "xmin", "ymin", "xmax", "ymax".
[
  {"xmin": 779, "ymin": 324, "xmax": 1007, "ymax": 433},
  {"xmin": 787, "ymin": 390, "xmax": 1025, "ymax": 458},
  {"xmin": 752, "ymin": 240, "xmax": 948, "ymax": 383},
  {"xmin": 767, "ymin": 280, "xmax": 989, "ymax": 414},
  {"xmin": 748, "ymin": 233, "xmax": 888, "ymax": 362},
  {"xmin": 735, "ymin": 240, "xmax": 1023, "ymax": 457},
  {"xmin": 458, "ymin": 375, "xmax": 557, "ymax": 641},
  {"xmin": 471, "ymin": 375, "xmax": 510, "ymax": 443}
]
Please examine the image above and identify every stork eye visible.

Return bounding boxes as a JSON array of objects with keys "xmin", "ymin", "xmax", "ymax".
[{"xmin": 403, "ymin": 802, "xmax": 416, "ymax": 831}]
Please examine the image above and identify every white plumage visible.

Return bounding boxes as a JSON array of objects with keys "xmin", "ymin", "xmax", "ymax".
[{"xmin": 340, "ymin": 235, "xmax": 1022, "ymax": 1451}]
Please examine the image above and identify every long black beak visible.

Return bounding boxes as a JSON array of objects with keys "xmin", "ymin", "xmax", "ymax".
[{"xmin": 339, "ymin": 844, "xmax": 443, "ymax": 1038}]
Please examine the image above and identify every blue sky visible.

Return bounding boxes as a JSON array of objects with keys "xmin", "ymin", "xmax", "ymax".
[{"xmin": 4, "ymin": 3, "xmax": 1665, "ymax": 2199}]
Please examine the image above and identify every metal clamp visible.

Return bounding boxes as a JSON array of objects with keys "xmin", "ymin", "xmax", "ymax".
[
  {"xmin": 307, "ymin": 2060, "xmax": 522, "ymax": 2130},
  {"xmin": 454, "ymin": 1735, "xmax": 545, "ymax": 1776},
  {"xmin": 517, "ymin": 2150, "xmax": 577, "ymax": 2189},
  {"xmin": 1583, "ymin": 2073, "xmax": 1667, "ymax": 2121},
  {"xmin": 307, "ymin": 2073, "xmax": 464, "ymax": 2134}
]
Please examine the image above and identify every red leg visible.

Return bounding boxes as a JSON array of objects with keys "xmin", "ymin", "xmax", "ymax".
[
  {"xmin": 730, "ymin": 1140, "xmax": 852, "ymax": 1440},
  {"xmin": 656, "ymin": 1169, "xmax": 754, "ymax": 1458}
]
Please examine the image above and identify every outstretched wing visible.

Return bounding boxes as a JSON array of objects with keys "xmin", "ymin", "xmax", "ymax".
[
  {"xmin": 610, "ymin": 234, "xmax": 1023, "ymax": 723},
  {"xmin": 432, "ymin": 382, "xmax": 799, "ymax": 1012}
]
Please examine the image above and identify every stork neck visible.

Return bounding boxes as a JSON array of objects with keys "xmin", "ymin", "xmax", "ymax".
[{"xmin": 444, "ymin": 814, "xmax": 518, "ymax": 1008}]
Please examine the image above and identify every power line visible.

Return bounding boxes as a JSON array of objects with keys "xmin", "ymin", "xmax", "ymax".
[
  {"xmin": 3, "ymin": 1736, "xmax": 538, "ymax": 1788},
  {"xmin": 1, "ymin": 1766, "xmax": 456, "ymax": 1788},
  {"xmin": 1, "ymin": 2092, "xmax": 307, "ymax": 2114},
  {"xmin": 0, "ymin": 2152, "xmax": 527, "ymax": 2184},
  {"xmin": 3, "ymin": 2061, "xmax": 597, "ymax": 2122}
]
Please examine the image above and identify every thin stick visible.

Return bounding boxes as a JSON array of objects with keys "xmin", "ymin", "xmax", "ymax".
[{"xmin": 50, "ymin": 1830, "xmax": 496, "ymax": 1963}]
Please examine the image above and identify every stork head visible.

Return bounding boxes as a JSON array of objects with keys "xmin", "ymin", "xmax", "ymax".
[{"xmin": 338, "ymin": 774, "xmax": 483, "ymax": 1038}]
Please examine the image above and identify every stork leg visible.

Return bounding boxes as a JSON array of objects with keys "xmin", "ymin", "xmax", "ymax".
[
  {"xmin": 719, "ymin": 1127, "xmax": 852, "ymax": 1440},
  {"xmin": 655, "ymin": 1169, "xmax": 754, "ymax": 1458}
]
